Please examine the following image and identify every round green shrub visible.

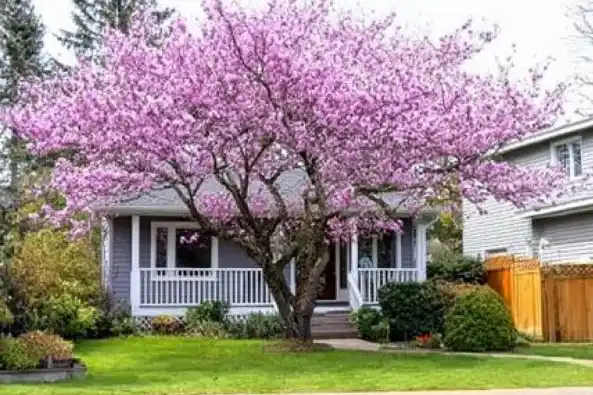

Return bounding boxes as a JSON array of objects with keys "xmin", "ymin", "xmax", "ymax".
[
  {"xmin": 378, "ymin": 280, "xmax": 452, "ymax": 341},
  {"xmin": 444, "ymin": 287, "xmax": 516, "ymax": 352}
]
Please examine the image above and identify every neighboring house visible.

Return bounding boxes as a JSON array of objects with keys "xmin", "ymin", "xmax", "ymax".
[
  {"xmin": 463, "ymin": 118, "xmax": 593, "ymax": 263},
  {"xmin": 95, "ymin": 172, "xmax": 438, "ymax": 319}
]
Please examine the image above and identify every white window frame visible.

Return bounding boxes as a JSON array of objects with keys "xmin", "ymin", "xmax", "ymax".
[
  {"xmin": 550, "ymin": 136, "xmax": 583, "ymax": 180},
  {"xmin": 150, "ymin": 221, "xmax": 219, "ymax": 281}
]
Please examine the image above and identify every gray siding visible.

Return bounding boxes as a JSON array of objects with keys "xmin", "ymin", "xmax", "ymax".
[
  {"xmin": 532, "ymin": 212, "xmax": 593, "ymax": 262},
  {"xmin": 463, "ymin": 128, "xmax": 593, "ymax": 258},
  {"xmin": 109, "ymin": 216, "xmax": 418, "ymax": 305},
  {"xmin": 111, "ymin": 216, "xmax": 131, "ymax": 304},
  {"xmin": 109, "ymin": 216, "xmax": 262, "ymax": 306}
]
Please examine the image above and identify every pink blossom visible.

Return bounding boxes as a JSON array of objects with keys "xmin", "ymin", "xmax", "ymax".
[{"xmin": 2, "ymin": 0, "xmax": 565, "ymax": 238}]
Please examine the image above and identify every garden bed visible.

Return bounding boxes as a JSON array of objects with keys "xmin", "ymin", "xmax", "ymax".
[{"xmin": 0, "ymin": 359, "xmax": 87, "ymax": 384}]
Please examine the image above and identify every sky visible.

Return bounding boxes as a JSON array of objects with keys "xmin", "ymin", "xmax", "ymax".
[{"xmin": 32, "ymin": 0, "xmax": 589, "ymax": 118}]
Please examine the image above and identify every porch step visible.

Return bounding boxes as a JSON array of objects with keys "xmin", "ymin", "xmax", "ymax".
[{"xmin": 311, "ymin": 310, "xmax": 358, "ymax": 339}]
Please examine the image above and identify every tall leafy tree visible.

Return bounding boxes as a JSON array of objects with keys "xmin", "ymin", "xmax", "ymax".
[
  {"xmin": 57, "ymin": 0, "xmax": 172, "ymax": 59},
  {"xmin": 5, "ymin": 0, "xmax": 566, "ymax": 339}
]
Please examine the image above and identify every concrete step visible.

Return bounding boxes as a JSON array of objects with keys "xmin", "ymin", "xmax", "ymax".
[
  {"xmin": 311, "ymin": 310, "xmax": 357, "ymax": 339},
  {"xmin": 312, "ymin": 328, "xmax": 358, "ymax": 339}
]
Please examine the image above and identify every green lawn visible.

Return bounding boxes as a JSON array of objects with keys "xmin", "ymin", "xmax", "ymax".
[
  {"xmin": 3, "ymin": 337, "xmax": 593, "ymax": 395},
  {"xmin": 515, "ymin": 343, "xmax": 593, "ymax": 360}
]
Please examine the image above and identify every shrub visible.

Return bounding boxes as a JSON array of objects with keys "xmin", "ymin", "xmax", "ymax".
[
  {"xmin": 378, "ymin": 280, "xmax": 451, "ymax": 341},
  {"xmin": 413, "ymin": 332, "xmax": 444, "ymax": 349},
  {"xmin": 428, "ymin": 250, "xmax": 486, "ymax": 284},
  {"xmin": 0, "ymin": 299, "xmax": 13, "ymax": 325},
  {"xmin": 187, "ymin": 321, "xmax": 230, "ymax": 339},
  {"xmin": 350, "ymin": 306, "xmax": 385, "ymax": 342},
  {"xmin": 28, "ymin": 294, "xmax": 99, "ymax": 339},
  {"xmin": 226, "ymin": 313, "xmax": 285, "ymax": 339},
  {"xmin": 92, "ymin": 293, "xmax": 138, "ymax": 338},
  {"xmin": 9, "ymin": 228, "xmax": 101, "ymax": 308},
  {"xmin": 185, "ymin": 301, "xmax": 230, "ymax": 328},
  {"xmin": 242, "ymin": 313, "xmax": 284, "ymax": 339},
  {"xmin": 19, "ymin": 331, "xmax": 74, "ymax": 362},
  {"xmin": 151, "ymin": 315, "xmax": 184, "ymax": 335},
  {"xmin": 0, "ymin": 337, "xmax": 39, "ymax": 371},
  {"xmin": 444, "ymin": 287, "xmax": 516, "ymax": 352}
]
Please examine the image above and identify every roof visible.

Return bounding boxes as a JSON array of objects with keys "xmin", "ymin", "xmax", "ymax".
[
  {"xmin": 93, "ymin": 170, "xmax": 439, "ymax": 216},
  {"xmin": 499, "ymin": 118, "xmax": 593, "ymax": 154}
]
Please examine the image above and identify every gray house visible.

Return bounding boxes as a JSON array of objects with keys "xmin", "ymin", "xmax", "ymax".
[
  {"xmin": 96, "ymin": 174, "xmax": 438, "ymax": 319},
  {"xmin": 463, "ymin": 118, "xmax": 593, "ymax": 263}
]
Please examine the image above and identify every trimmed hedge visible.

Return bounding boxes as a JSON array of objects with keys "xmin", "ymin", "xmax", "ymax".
[
  {"xmin": 428, "ymin": 250, "xmax": 486, "ymax": 284},
  {"xmin": 444, "ymin": 286, "xmax": 516, "ymax": 352}
]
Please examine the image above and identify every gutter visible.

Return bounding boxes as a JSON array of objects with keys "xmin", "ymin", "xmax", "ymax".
[{"xmin": 498, "ymin": 118, "xmax": 593, "ymax": 154}]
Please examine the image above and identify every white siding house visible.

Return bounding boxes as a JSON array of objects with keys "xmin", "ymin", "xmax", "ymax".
[{"xmin": 464, "ymin": 118, "xmax": 593, "ymax": 263}]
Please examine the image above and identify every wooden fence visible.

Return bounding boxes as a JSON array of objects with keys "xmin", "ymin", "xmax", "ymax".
[{"xmin": 485, "ymin": 256, "xmax": 593, "ymax": 342}]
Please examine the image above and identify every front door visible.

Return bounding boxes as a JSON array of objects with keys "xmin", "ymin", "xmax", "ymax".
[{"xmin": 317, "ymin": 245, "xmax": 337, "ymax": 300}]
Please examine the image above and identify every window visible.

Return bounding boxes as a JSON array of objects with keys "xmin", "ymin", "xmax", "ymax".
[
  {"xmin": 150, "ymin": 222, "xmax": 218, "ymax": 279},
  {"xmin": 551, "ymin": 138, "xmax": 582, "ymax": 179}
]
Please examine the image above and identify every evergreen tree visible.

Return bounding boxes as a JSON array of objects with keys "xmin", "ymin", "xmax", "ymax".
[
  {"xmin": 0, "ymin": 0, "xmax": 48, "ymax": 263},
  {"xmin": 57, "ymin": 0, "xmax": 172, "ymax": 58},
  {"xmin": 0, "ymin": 0, "xmax": 47, "ymax": 191}
]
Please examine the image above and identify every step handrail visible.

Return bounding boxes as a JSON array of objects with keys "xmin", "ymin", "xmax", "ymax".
[{"xmin": 347, "ymin": 272, "xmax": 363, "ymax": 310}]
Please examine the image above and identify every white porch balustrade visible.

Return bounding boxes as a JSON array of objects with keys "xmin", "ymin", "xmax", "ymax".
[
  {"xmin": 357, "ymin": 268, "xmax": 419, "ymax": 304},
  {"xmin": 138, "ymin": 268, "xmax": 274, "ymax": 307}
]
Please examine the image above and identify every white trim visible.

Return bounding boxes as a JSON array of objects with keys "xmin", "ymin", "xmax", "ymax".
[
  {"xmin": 150, "ymin": 221, "xmax": 219, "ymax": 281},
  {"xmin": 415, "ymin": 223, "xmax": 427, "ymax": 281},
  {"xmin": 549, "ymin": 136, "xmax": 583, "ymax": 180},
  {"xmin": 351, "ymin": 230, "xmax": 358, "ymax": 278},
  {"xmin": 499, "ymin": 118, "xmax": 593, "ymax": 154},
  {"xmin": 131, "ymin": 216, "xmax": 141, "ymax": 312},
  {"xmin": 395, "ymin": 232, "xmax": 402, "ymax": 268},
  {"xmin": 131, "ymin": 304, "xmax": 349, "ymax": 317},
  {"xmin": 519, "ymin": 197, "xmax": 593, "ymax": 219}
]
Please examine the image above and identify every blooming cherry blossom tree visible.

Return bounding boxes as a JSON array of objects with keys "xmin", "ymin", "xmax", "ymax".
[{"xmin": 3, "ymin": 0, "xmax": 565, "ymax": 339}]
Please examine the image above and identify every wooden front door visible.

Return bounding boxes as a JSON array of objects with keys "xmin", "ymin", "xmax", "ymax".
[{"xmin": 317, "ymin": 244, "xmax": 337, "ymax": 300}]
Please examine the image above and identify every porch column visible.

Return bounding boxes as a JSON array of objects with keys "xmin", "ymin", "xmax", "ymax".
[
  {"xmin": 395, "ymin": 231, "xmax": 402, "ymax": 268},
  {"xmin": 350, "ymin": 230, "xmax": 358, "ymax": 278},
  {"xmin": 415, "ymin": 222, "xmax": 427, "ymax": 281},
  {"xmin": 130, "ymin": 215, "xmax": 141, "ymax": 315}
]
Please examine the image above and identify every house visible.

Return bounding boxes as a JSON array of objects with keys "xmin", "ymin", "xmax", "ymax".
[
  {"xmin": 463, "ymin": 118, "xmax": 593, "ymax": 263},
  {"xmin": 95, "ymin": 172, "xmax": 439, "ymax": 319}
]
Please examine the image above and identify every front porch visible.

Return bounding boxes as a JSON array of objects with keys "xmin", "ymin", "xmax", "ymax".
[{"xmin": 125, "ymin": 216, "xmax": 429, "ymax": 317}]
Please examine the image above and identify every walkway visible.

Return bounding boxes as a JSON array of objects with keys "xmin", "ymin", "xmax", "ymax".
[{"xmin": 319, "ymin": 339, "xmax": 593, "ymax": 368}]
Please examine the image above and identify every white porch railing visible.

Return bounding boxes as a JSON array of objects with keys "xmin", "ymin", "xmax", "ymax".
[
  {"xmin": 138, "ymin": 268, "xmax": 274, "ymax": 307},
  {"xmin": 357, "ymin": 268, "xmax": 419, "ymax": 304}
]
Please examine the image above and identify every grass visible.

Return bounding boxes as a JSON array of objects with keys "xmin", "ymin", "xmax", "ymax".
[
  {"xmin": 514, "ymin": 343, "xmax": 593, "ymax": 360},
  {"xmin": 3, "ymin": 337, "xmax": 593, "ymax": 395}
]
